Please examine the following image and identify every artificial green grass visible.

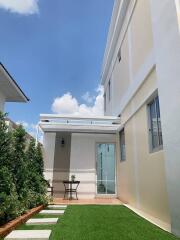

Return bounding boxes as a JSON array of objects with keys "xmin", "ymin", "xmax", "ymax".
[{"xmin": 16, "ymin": 205, "xmax": 179, "ymax": 240}]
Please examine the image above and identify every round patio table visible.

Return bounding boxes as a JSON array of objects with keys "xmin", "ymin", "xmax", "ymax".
[{"xmin": 63, "ymin": 180, "xmax": 80, "ymax": 200}]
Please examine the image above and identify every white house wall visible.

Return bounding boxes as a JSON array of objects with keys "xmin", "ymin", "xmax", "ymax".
[
  {"xmin": 70, "ymin": 133, "xmax": 116, "ymax": 199},
  {"xmin": 43, "ymin": 131, "xmax": 117, "ymax": 199}
]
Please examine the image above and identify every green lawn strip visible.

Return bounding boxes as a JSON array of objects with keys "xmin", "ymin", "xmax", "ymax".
[{"xmin": 14, "ymin": 205, "xmax": 180, "ymax": 240}]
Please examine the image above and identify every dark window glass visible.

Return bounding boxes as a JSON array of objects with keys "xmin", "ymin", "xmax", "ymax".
[
  {"xmin": 149, "ymin": 96, "xmax": 163, "ymax": 150},
  {"xmin": 104, "ymin": 93, "xmax": 106, "ymax": 112},
  {"xmin": 118, "ymin": 49, "xmax": 121, "ymax": 62},
  {"xmin": 108, "ymin": 80, "xmax": 111, "ymax": 101}
]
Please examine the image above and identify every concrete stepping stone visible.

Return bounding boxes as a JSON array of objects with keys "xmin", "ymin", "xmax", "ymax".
[
  {"xmin": 48, "ymin": 204, "xmax": 67, "ymax": 209},
  {"xmin": 5, "ymin": 230, "xmax": 51, "ymax": 239},
  {"xmin": 26, "ymin": 218, "xmax": 58, "ymax": 225},
  {"xmin": 40, "ymin": 210, "xmax": 64, "ymax": 215}
]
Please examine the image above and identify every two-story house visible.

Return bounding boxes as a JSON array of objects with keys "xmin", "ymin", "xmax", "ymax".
[
  {"xmin": 40, "ymin": 0, "xmax": 180, "ymax": 236},
  {"xmin": 102, "ymin": 0, "xmax": 180, "ymax": 237}
]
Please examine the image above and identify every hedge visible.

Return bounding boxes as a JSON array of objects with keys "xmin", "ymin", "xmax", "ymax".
[{"xmin": 0, "ymin": 112, "xmax": 48, "ymax": 226}]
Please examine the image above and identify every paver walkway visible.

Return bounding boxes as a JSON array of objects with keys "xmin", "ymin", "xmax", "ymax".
[
  {"xmin": 5, "ymin": 230, "xmax": 51, "ymax": 239},
  {"xmin": 26, "ymin": 218, "xmax": 58, "ymax": 225},
  {"xmin": 5, "ymin": 204, "xmax": 66, "ymax": 239},
  {"xmin": 48, "ymin": 205, "xmax": 67, "ymax": 209},
  {"xmin": 40, "ymin": 210, "xmax": 64, "ymax": 215}
]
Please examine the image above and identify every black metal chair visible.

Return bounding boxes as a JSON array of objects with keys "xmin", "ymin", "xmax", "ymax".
[{"xmin": 63, "ymin": 180, "xmax": 80, "ymax": 200}]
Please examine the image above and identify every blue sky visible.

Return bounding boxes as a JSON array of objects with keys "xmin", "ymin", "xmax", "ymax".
[{"xmin": 0, "ymin": 0, "xmax": 114, "ymax": 136}]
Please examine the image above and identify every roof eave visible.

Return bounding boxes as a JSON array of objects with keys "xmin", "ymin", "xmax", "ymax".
[{"xmin": 0, "ymin": 63, "xmax": 29, "ymax": 102}]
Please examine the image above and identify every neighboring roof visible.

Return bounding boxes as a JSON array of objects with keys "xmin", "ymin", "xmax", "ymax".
[
  {"xmin": 39, "ymin": 114, "xmax": 122, "ymax": 134},
  {"xmin": 5, "ymin": 118, "xmax": 42, "ymax": 146},
  {"xmin": 0, "ymin": 63, "xmax": 29, "ymax": 102}
]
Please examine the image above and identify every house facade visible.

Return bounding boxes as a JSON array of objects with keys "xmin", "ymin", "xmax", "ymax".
[
  {"xmin": 40, "ymin": 0, "xmax": 180, "ymax": 237},
  {"xmin": 102, "ymin": 0, "xmax": 180, "ymax": 237},
  {"xmin": 0, "ymin": 63, "xmax": 29, "ymax": 111}
]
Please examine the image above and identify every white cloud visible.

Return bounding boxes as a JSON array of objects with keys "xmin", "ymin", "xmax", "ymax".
[
  {"xmin": 51, "ymin": 85, "xmax": 104, "ymax": 117},
  {"xmin": 82, "ymin": 92, "xmax": 95, "ymax": 104},
  {"xmin": 16, "ymin": 120, "xmax": 29, "ymax": 128},
  {"xmin": 0, "ymin": 0, "xmax": 39, "ymax": 15},
  {"xmin": 52, "ymin": 93, "xmax": 79, "ymax": 115}
]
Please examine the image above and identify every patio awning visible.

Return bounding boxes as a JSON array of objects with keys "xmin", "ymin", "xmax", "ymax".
[{"xmin": 39, "ymin": 114, "xmax": 122, "ymax": 134}]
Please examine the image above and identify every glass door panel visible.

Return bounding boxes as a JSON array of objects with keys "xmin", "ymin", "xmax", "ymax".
[{"xmin": 96, "ymin": 143, "xmax": 115, "ymax": 194}]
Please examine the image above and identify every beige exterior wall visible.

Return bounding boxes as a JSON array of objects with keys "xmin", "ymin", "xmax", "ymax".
[
  {"xmin": 117, "ymin": 69, "xmax": 170, "ymax": 224},
  {"xmin": 102, "ymin": 0, "xmax": 170, "ymax": 225},
  {"xmin": 130, "ymin": 0, "xmax": 154, "ymax": 78},
  {"xmin": 111, "ymin": 33, "xmax": 130, "ymax": 115},
  {"xmin": 149, "ymin": 0, "xmax": 180, "ymax": 235},
  {"xmin": 104, "ymin": 0, "xmax": 154, "ymax": 117}
]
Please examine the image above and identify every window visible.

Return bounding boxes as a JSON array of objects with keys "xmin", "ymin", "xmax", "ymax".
[
  {"xmin": 120, "ymin": 129, "xmax": 126, "ymax": 161},
  {"xmin": 148, "ymin": 96, "xmax": 163, "ymax": 151},
  {"xmin": 108, "ymin": 79, "xmax": 111, "ymax": 101},
  {"xmin": 104, "ymin": 92, "xmax": 106, "ymax": 112},
  {"xmin": 118, "ymin": 49, "xmax": 121, "ymax": 62}
]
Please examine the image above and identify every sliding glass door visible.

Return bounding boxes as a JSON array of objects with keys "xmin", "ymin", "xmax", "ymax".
[{"xmin": 96, "ymin": 143, "xmax": 116, "ymax": 195}]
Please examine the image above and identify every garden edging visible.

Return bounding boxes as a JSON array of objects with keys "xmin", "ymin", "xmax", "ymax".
[{"xmin": 0, "ymin": 205, "xmax": 44, "ymax": 237}]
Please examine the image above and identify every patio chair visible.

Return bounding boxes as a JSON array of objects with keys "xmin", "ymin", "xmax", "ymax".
[
  {"xmin": 63, "ymin": 180, "xmax": 80, "ymax": 200},
  {"xmin": 47, "ymin": 180, "xmax": 54, "ymax": 197}
]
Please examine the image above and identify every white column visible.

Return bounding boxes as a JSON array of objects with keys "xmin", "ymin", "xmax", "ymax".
[
  {"xmin": 43, "ymin": 132, "xmax": 56, "ymax": 182},
  {"xmin": 150, "ymin": 0, "xmax": 180, "ymax": 236}
]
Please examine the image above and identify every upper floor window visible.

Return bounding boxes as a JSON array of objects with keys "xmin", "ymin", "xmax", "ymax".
[
  {"xmin": 148, "ymin": 95, "xmax": 163, "ymax": 152},
  {"xmin": 118, "ymin": 49, "xmax": 121, "ymax": 62},
  {"xmin": 120, "ymin": 129, "xmax": 126, "ymax": 161},
  {"xmin": 104, "ymin": 92, "xmax": 106, "ymax": 112},
  {"xmin": 108, "ymin": 79, "xmax": 111, "ymax": 102}
]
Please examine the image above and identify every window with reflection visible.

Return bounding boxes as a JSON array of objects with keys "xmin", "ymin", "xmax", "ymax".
[{"xmin": 148, "ymin": 96, "xmax": 163, "ymax": 151}]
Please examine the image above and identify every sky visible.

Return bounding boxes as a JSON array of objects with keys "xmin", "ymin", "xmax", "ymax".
[{"xmin": 0, "ymin": 0, "xmax": 114, "ymax": 139}]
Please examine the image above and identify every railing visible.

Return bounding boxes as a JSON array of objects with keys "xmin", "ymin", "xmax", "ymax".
[{"xmin": 40, "ymin": 114, "xmax": 121, "ymax": 126}]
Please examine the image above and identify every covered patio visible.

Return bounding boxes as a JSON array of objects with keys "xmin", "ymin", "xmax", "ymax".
[{"xmin": 39, "ymin": 114, "xmax": 121, "ymax": 200}]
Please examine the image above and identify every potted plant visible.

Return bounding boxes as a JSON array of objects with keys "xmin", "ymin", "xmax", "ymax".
[{"xmin": 71, "ymin": 175, "xmax": 76, "ymax": 182}]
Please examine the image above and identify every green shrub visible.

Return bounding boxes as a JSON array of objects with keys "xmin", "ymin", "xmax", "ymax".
[
  {"xmin": 0, "ymin": 112, "xmax": 48, "ymax": 225},
  {"xmin": 26, "ymin": 139, "xmax": 48, "ymax": 207},
  {"xmin": 0, "ymin": 167, "xmax": 20, "ymax": 225},
  {"xmin": 0, "ymin": 112, "xmax": 13, "ymax": 170}
]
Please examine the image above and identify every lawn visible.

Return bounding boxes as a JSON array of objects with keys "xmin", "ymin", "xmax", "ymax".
[{"xmin": 16, "ymin": 205, "xmax": 179, "ymax": 240}]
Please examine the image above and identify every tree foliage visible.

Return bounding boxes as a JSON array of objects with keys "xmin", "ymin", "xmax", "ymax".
[
  {"xmin": 0, "ymin": 112, "xmax": 12, "ymax": 170},
  {"xmin": 0, "ymin": 112, "xmax": 48, "ymax": 226}
]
